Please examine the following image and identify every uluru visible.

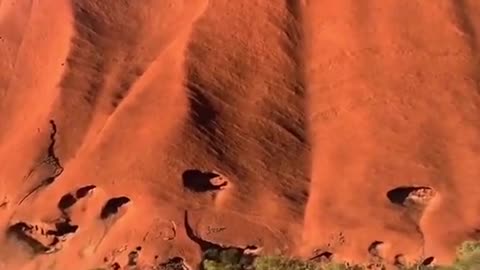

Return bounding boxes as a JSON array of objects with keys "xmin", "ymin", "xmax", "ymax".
[{"xmin": 1, "ymin": 0, "xmax": 480, "ymax": 269}]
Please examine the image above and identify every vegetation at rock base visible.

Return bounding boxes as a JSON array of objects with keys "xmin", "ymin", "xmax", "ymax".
[{"xmin": 201, "ymin": 241, "xmax": 480, "ymax": 270}]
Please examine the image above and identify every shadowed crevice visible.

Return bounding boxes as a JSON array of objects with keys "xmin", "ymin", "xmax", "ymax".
[
  {"xmin": 75, "ymin": 185, "xmax": 96, "ymax": 198},
  {"xmin": 19, "ymin": 120, "xmax": 64, "ymax": 205},
  {"xmin": 58, "ymin": 193, "xmax": 77, "ymax": 210},
  {"xmin": 7, "ymin": 222, "xmax": 50, "ymax": 254},
  {"xmin": 6, "ymin": 218, "xmax": 79, "ymax": 255},
  {"xmin": 182, "ymin": 170, "xmax": 228, "ymax": 192},
  {"xmin": 367, "ymin": 241, "xmax": 384, "ymax": 258},
  {"xmin": 422, "ymin": 256, "xmax": 435, "ymax": 266},
  {"xmin": 184, "ymin": 210, "xmax": 221, "ymax": 251},
  {"xmin": 386, "ymin": 186, "xmax": 434, "ymax": 206},
  {"xmin": 100, "ymin": 196, "xmax": 131, "ymax": 219},
  {"xmin": 47, "ymin": 219, "xmax": 79, "ymax": 237}
]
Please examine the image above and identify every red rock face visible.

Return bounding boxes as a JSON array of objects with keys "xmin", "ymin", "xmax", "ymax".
[{"xmin": 1, "ymin": 0, "xmax": 480, "ymax": 269}]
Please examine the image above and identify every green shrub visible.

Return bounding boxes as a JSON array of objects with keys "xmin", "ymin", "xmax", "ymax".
[
  {"xmin": 254, "ymin": 256, "xmax": 323, "ymax": 270},
  {"xmin": 202, "ymin": 248, "xmax": 255, "ymax": 270},
  {"xmin": 449, "ymin": 241, "xmax": 480, "ymax": 270}
]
